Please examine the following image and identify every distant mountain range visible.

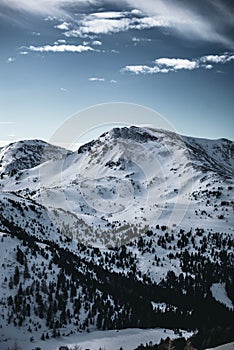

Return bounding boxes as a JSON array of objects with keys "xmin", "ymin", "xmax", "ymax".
[{"xmin": 0, "ymin": 126, "xmax": 233, "ymax": 349}]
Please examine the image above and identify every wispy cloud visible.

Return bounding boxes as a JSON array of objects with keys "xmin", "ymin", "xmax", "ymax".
[
  {"xmin": 124, "ymin": 0, "xmax": 234, "ymax": 47},
  {"xmin": 27, "ymin": 44, "xmax": 95, "ymax": 53},
  {"xmin": 55, "ymin": 22, "xmax": 70, "ymax": 30},
  {"xmin": 57, "ymin": 39, "xmax": 67, "ymax": 44},
  {"xmin": 82, "ymin": 40, "xmax": 102, "ymax": 46},
  {"xmin": 89, "ymin": 11, "xmax": 128, "ymax": 19},
  {"xmin": 200, "ymin": 53, "xmax": 234, "ymax": 64},
  {"xmin": 89, "ymin": 77, "xmax": 105, "ymax": 82},
  {"xmin": 0, "ymin": 122, "xmax": 16, "ymax": 125},
  {"xmin": 0, "ymin": 0, "xmax": 92, "ymax": 16},
  {"xmin": 44, "ymin": 15, "xmax": 57, "ymax": 21},
  {"xmin": 132, "ymin": 37, "xmax": 152, "ymax": 42},
  {"xmin": 92, "ymin": 40, "xmax": 102, "ymax": 46},
  {"xmin": 61, "ymin": 11, "xmax": 169, "ymax": 37},
  {"xmin": 122, "ymin": 52, "xmax": 234, "ymax": 75},
  {"xmin": 88, "ymin": 77, "xmax": 117, "ymax": 83},
  {"xmin": 6, "ymin": 57, "xmax": 16, "ymax": 63}
]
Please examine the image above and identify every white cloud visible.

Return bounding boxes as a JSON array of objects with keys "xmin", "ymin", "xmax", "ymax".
[
  {"xmin": 110, "ymin": 79, "xmax": 117, "ymax": 83},
  {"xmin": 57, "ymin": 39, "xmax": 67, "ymax": 43},
  {"xmin": 92, "ymin": 40, "xmax": 102, "ymax": 46},
  {"xmin": 6, "ymin": 57, "xmax": 16, "ymax": 63},
  {"xmin": 44, "ymin": 15, "xmax": 57, "ymax": 21},
  {"xmin": 200, "ymin": 53, "xmax": 234, "ymax": 64},
  {"xmin": 131, "ymin": 9, "xmax": 142, "ymax": 16},
  {"xmin": 89, "ymin": 77, "xmax": 105, "ymax": 82},
  {"xmin": 19, "ymin": 51, "xmax": 28, "ymax": 55},
  {"xmin": 132, "ymin": 37, "xmax": 152, "ymax": 42},
  {"xmin": 63, "ymin": 11, "xmax": 169, "ymax": 37},
  {"xmin": 55, "ymin": 22, "xmax": 70, "ymax": 30},
  {"xmin": 60, "ymin": 87, "xmax": 68, "ymax": 92},
  {"xmin": 76, "ymin": 18, "xmax": 131, "ymax": 35},
  {"xmin": 122, "ymin": 52, "xmax": 234, "ymax": 75},
  {"xmin": 89, "ymin": 11, "xmax": 127, "ymax": 19},
  {"xmin": 32, "ymin": 31, "xmax": 40, "ymax": 36},
  {"xmin": 122, "ymin": 65, "xmax": 161, "ymax": 75},
  {"xmin": 28, "ymin": 44, "xmax": 95, "ymax": 53},
  {"xmin": 132, "ymin": 17, "xmax": 169, "ymax": 30},
  {"xmin": 227, "ymin": 55, "xmax": 234, "ymax": 62},
  {"xmin": 155, "ymin": 58, "xmax": 198, "ymax": 70}
]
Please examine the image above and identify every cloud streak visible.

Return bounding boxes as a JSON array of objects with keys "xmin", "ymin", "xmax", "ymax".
[
  {"xmin": 0, "ymin": 0, "xmax": 92, "ymax": 16},
  {"xmin": 27, "ymin": 44, "xmax": 95, "ymax": 53},
  {"xmin": 122, "ymin": 52, "xmax": 234, "ymax": 75},
  {"xmin": 200, "ymin": 53, "xmax": 234, "ymax": 64},
  {"xmin": 0, "ymin": 122, "xmax": 16, "ymax": 125},
  {"xmin": 62, "ymin": 12, "xmax": 168, "ymax": 37},
  {"xmin": 124, "ymin": 0, "xmax": 234, "ymax": 48},
  {"xmin": 88, "ymin": 77, "xmax": 117, "ymax": 83},
  {"xmin": 89, "ymin": 77, "xmax": 105, "ymax": 82}
]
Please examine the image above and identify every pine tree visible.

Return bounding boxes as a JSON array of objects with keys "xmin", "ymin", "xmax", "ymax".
[{"xmin": 14, "ymin": 266, "xmax": 20, "ymax": 285}]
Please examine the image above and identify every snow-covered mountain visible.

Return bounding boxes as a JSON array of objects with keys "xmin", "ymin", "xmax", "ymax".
[
  {"xmin": 1, "ymin": 127, "xmax": 233, "ymax": 246},
  {"xmin": 0, "ymin": 126, "xmax": 233, "ymax": 349}
]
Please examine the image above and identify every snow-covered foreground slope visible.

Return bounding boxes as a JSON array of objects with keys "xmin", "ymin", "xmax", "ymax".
[
  {"xmin": 2, "ymin": 328, "xmax": 193, "ymax": 350},
  {"xmin": 207, "ymin": 342, "xmax": 234, "ymax": 350},
  {"xmin": 0, "ymin": 126, "xmax": 234, "ymax": 348}
]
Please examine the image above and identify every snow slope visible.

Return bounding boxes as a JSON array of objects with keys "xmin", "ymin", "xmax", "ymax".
[
  {"xmin": 2, "ymin": 328, "xmax": 193, "ymax": 350},
  {"xmin": 211, "ymin": 283, "xmax": 234, "ymax": 310},
  {"xmin": 206, "ymin": 342, "xmax": 234, "ymax": 350}
]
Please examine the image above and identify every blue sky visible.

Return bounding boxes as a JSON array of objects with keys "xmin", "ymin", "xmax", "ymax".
[{"xmin": 0, "ymin": 0, "xmax": 234, "ymax": 146}]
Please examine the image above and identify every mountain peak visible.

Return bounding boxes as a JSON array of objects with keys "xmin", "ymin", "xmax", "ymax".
[
  {"xmin": 107, "ymin": 125, "xmax": 159, "ymax": 143},
  {"xmin": 0, "ymin": 139, "xmax": 70, "ymax": 177}
]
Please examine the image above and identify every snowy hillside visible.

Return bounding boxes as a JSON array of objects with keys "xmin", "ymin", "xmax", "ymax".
[{"xmin": 0, "ymin": 126, "xmax": 233, "ymax": 349}]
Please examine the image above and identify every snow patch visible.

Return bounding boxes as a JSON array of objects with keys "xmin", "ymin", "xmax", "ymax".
[{"xmin": 210, "ymin": 283, "xmax": 234, "ymax": 310}]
